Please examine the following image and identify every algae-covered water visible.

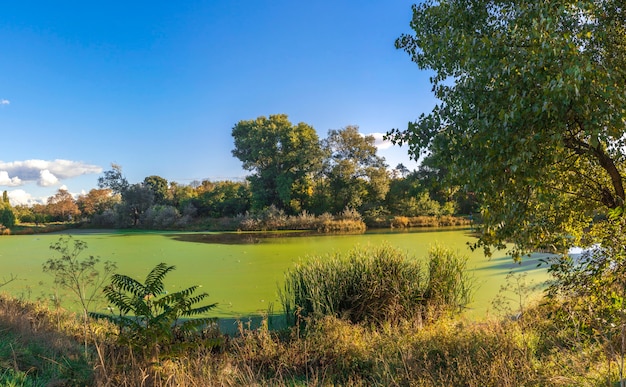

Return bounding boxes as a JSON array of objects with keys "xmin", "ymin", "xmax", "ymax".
[{"xmin": 0, "ymin": 228, "xmax": 550, "ymax": 321}]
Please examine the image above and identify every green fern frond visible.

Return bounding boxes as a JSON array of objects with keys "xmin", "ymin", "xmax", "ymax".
[
  {"xmin": 144, "ymin": 263, "xmax": 175, "ymax": 294},
  {"xmin": 184, "ymin": 303, "xmax": 217, "ymax": 316},
  {"xmin": 186, "ymin": 293, "xmax": 209, "ymax": 306},
  {"xmin": 156, "ymin": 292, "xmax": 185, "ymax": 306},
  {"xmin": 110, "ymin": 274, "xmax": 147, "ymax": 297},
  {"xmin": 103, "ymin": 291, "xmax": 135, "ymax": 314},
  {"xmin": 176, "ymin": 285, "xmax": 199, "ymax": 297},
  {"xmin": 91, "ymin": 262, "xmax": 218, "ymax": 357}
]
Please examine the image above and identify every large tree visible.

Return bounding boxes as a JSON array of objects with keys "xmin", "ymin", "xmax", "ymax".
[
  {"xmin": 76, "ymin": 188, "xmax": 119, "ymax": 218},
  {"xmin": 232, "ymin": 114, "xmax": 323, "ymax": 213},
  {"xmin": 0, "ymin": 190, "xmax": 16, "ymax": 228},
  {"xmin": 47, "ymin": 189, "xmax": 80, "ymax": 222},
  {"xmin": 389, "ymin": 0, "xmax": 626, "ymax": 257},
  {"xmin": 322, "ymin": 126, "xmax": 389, "ymax": 213},
  {"xmin": 143, "ymin": 175, "xmax": 170, "ymax": 205},
  {"xmin": 97, "ymin": 163, "xmax": 128, "ymax": 195},
  {"xmin": 97, "ymin": 165, "xmax": 154, "ymax": 226}
]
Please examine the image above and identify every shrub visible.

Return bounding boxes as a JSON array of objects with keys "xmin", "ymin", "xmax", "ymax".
[
  {"xmin": 440, "ymin": 201, "xmax": 458, "ymax": 216},
  {"xmin": 90, "ymin": 209, "xmax": 117, "ymax": 227},
  {"xmin": 286, "ymin": 210, "xmax": 317, "ymax": 230},
  {"xmin": 337, "ymin": 207, "xmax": 362, "ymax": 221},
  {"xmin": 43, "ymin": 236, "xmax": 117, "ymax": 352},
  {"xmin": 258, "ymin": 205, "xmax": 287, "ymax": 230},
  {"xmin": 316, "ymin": 219, "xmax": 366, "ymax": 233},
  {"xmin": 142, "ymin": 205, "xmax": 181, "ymax": 229},
  {"xmin": 0, "ymin": 225, "xmax": 10, "ymax": 235},
  {"xmin": 391, "ymin": 216, "xmax": 410, "ymax": 228},
  {"xmin": 91, "ymin": 263, "xmax": 218, "ymax": 358},
  {"xmin": 281, "ymin": 244, "xmax": 473, "ymax": 326}
]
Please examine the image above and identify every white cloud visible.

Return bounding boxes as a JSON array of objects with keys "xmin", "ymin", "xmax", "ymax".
[
  {"xmin": 39, "ymin": 170, "xmax": 59, "ymax": 186},
  {"xmin": 6, "ymin": 189, "xmax": 43, "ymax": 206},
  {"xmin": 366, "ymin": 132, "xmax": 393, "ymax": 150},
  {"xmin": 0, "ymin": 99, "xmax": 9, "ymax": 105},
  {"xmin": 0, "ymin": 171, "xmax": 22, "ymax": 186},
  {"xmin": 0, "ymin": 159, "xmax": 102, "ymax": 187}
]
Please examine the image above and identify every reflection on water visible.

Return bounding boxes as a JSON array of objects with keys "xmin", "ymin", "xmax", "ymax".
[{"xmin": 167, "ymin": 226, "xmax": 470, "ymax": 245}]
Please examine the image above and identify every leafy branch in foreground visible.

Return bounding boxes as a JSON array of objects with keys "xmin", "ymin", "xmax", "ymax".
[{"xmin": 90, "ymin": 263, "xmax": 218, "ymax": 357}]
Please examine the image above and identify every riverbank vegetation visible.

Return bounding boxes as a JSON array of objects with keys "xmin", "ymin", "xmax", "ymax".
[
  {"xmin": 281, "ymin": 244, "xmax": 472, "ymax": 326},
  {"xmin": 0, "ymin": 118, "xmax": 474, "ymax": 234},
  {"xmin": 0, "ymin": 242, "xmax": 620, "ymax": 386},
  {"xmin": 0, "ymin": 282, "xmax": 620, "ymax": 386}
]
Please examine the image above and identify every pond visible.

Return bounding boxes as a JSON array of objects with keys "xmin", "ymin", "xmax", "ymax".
[{"xmin": 0, "ymin": 228, "xmax": 551, "ymax": 325}]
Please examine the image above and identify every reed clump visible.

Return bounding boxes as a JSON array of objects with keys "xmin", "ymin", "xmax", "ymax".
[
  {"xmin": 280, "ymin": 244, "xmax": 473, "ymax": 326},
  {"xmin": 237, "ymin": 206, "xmax": 367, "ymax": 233},
  {"xmin": 389, "ymin": 215, "xmax": 472, "ymax": 228}
]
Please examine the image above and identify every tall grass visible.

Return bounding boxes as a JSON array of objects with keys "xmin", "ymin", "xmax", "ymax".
[
  {"xmin": 389, "ymin": 215, "xmax": 472, "ymax": 228},
  {"xmin": 280, "ymin": 244, "xmax": 473, "ymax": 326},
  {"xmin": 0, "ymin": 295, "xmax": 94, "ymax": 386},
  {"xmin": 237, "ymin": 207, "xmax": 367, "ymax": 233},
  {"xmin": 0, "ymin": 291, "xmax": 621, "ymax": 385}
]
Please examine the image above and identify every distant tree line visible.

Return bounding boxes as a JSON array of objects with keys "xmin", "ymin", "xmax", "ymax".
[{"xmin": 2, "ymin": 115, "xmax": 477, "ymax": 230}]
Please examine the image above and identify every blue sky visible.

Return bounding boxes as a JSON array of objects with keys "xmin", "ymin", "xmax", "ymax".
[{"xmin": 0, "ymin": 1, "xmax": 435, "ymax": 205}]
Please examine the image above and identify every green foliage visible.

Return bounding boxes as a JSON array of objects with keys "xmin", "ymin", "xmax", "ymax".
[
  {"xmin": 389, "ymin": 0, "xmax": 626, "ymax": 257},
  {"xmin": 141, "ymin": 205, "xmax": 181, "ymax": 229},
  {"xmin": 322, "ymin": 126, "xmax": 389, "ymax": 213},
  {"xmin": 0, "ymin": 191, "xmax": 16, "ymax": 229},
  {"xmin": 97, "ymin": 163, "xmax": 129, "ymax": 195},
  {"xmin": 91, "ymin": 263, "xmax": 217, "ymax": 356},
  {"xmin": 546, "ymin": 213, "xmax": 626, "ymax": 383},
  {"xmin": 281, "ymin": 244, "xmax": 473, "ymax": 326},
  {"xmin": 0, "ymin": 324, "xmax": 93, "ymax": 386},
  {"xmin": 424, "ymin": 245, "xmax": 474, "ymax": 315},
  {"xmin": 193, "ymin": 180, "xmax": 251, "ymax": 217},
  {"xmin": 119, "ymin": 183, "xmax": 155, "ymax": 226},
  {"xmin": 232, "ymin": 114, "xmax": 323, "ymax": 213},
  {"xmin": 43, "ymin": 236, "xmax": 117, "ymax": 316},
  {"xmin": 43, "ymin": 236, "xmax": 117, "ymax": 354},
  {"xmin": 0, "ymin": 203, "xmax": 15, "ymax": 229},
  {"xmin": 143, "ymin": 175, "xmax": 170, "ymax": 205}
]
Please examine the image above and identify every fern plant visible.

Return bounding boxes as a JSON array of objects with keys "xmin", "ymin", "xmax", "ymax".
[{"xmin": 90, "ymin": 263, "xmax": 217, "ymax": 356}]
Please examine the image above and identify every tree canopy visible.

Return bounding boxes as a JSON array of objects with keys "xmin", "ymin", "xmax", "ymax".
[
  {"xmin": 322, "ymin": 126, "xmax": 389, "ymax": 213},
  {"xmin": 0, "ymin": 190, "xmax": 16, "ymax": 229},
  {"xmin": 232, "ymin": 114, "xmax": 324, "ymax": 213},
  {"xmin": 388, "ymin": 0, "xmax": 626, "ymax": 257},
  {"xmin": 47, "ymin": 189, "xmax": 80, "ymax": 222}
]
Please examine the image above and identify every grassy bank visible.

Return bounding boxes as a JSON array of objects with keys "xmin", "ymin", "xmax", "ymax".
[{"xmin": 0, "ymin": 293, "xmax": 616, "ymax": 386}]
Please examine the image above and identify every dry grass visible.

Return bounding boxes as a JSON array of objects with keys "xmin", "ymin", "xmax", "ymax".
[
  {"xmin": 388, "ymin": 215, "xmax": 471, "ymax": 228},
  {"xmin": 0, "ymin": 293, "xmax": 622, "ymax": 386}
]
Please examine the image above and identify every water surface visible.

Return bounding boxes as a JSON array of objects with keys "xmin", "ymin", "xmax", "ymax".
[{"xmin": 0, "ymin": 228, "xmax": 550, "ymax": 321}]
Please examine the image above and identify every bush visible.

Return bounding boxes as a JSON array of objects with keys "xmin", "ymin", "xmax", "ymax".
[
  {"xmin": 391, "ymin": 216, "xmax": 410, "ymax": 228},
  {"xmin": 281, "ymin": 244, "xmax": 473, "ymax": 326},
  {"xmin": 142, "ymin": 205, "xmax": 181, "ymax": 229},
  {"xmin": 316, "ymin": 219, "xmax": 366, "ymax": 233},
  {"xmin": 90, "ymin": 209, "xmax": 117, "ymax": 227},
  {"xmin": 337, "ymin": 207, "xmax": 362, "ymax": 221},
  {"xmin": 91, "ymin": 263, "xmax": 218, "ymax": 359}
]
